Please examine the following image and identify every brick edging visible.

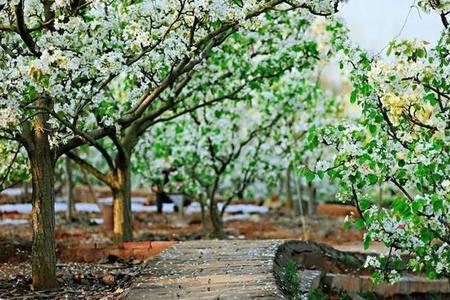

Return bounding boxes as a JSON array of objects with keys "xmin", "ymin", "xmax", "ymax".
[{"xmin": 59, "ymin": 241, "xmax": 177, "ymax": 262}]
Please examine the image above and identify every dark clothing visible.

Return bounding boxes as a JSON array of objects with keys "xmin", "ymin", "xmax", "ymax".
[
  {"xmin": 156, "ymin": 193, "xmax": 194, "ymax": 214},
  {"xmin": 156, "ymin": 191, "xmax": 173, "ymax": 214},
  {"xmin": 155, "ymin": 167, "xmax": 180, "ymax": 213}
]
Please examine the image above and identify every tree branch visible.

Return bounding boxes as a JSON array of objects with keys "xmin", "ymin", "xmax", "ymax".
[
  {"xmin": 65, "ymin": 151, "xmax": 111, "ymax": 185},
  {"xmin": 351, "ymin": 184, "xmax": 366, "ymax": 221},
  {"xmin": 56, "ymin": 126, "xmax": 115, "ymax": 158},
  {"xmin": 0, "ymin": 147, "xmax": 20, "ymax": 189},
  {"xmin": 119, "ymin": 0, "xmax": 309, "ymax": 127},
  {"xmin": 15, "ymin": 0, "xmax": 40, "ymax": 56}
]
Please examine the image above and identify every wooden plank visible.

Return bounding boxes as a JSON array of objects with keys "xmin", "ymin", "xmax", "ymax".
[{"xmin": 125, "ymin": 240, "xmax": 286, "ymax": 300}]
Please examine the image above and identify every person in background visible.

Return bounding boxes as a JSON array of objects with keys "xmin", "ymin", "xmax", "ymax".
[{"xmin": 152, "ymin": 167, "xmax": 176, "ymax": 213}]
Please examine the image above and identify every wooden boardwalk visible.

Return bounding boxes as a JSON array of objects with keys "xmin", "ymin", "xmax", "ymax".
[{"xmin": 125, "ymin": 240, "xmax": 286, "ymax": 300}]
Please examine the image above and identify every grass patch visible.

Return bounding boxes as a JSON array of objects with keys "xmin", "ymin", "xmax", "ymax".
[{"xmin": 282, "ymin": 259, "xmax": 300, "ymax": 300}]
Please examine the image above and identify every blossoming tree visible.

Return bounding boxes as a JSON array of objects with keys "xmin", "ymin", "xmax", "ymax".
[
  {"xmin": 135, "ymin": 53, "xmax": 344, "ymax": 237},
  {"xmin": 63, "ymin": 6, "xmax": 339, "ymax": 241},
  {"xmin": 139, "ymin": 95, "xmax": 293, "ymax": 237},
  {"xmin": 0, "ymin": 142, "xmax": 28, "ymax": 192},
  {"xmin": 311, "ymin": 3, "xmax": 449, "ymax": 282},
  {"xmin": 0, "ymin": 0, "xmax": 341, "ymax": 289}
]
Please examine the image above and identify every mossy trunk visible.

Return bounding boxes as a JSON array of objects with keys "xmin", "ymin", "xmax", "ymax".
[
  {"xmin": 27, "ymin": 103, "xmax": 57, "ymax": 290},
  {"xmin": 112, "ymin": 157, "xmax": 133, "ymax": 243}
]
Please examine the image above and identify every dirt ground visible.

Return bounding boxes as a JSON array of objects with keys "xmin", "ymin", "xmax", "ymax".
[
  {"xmin": 0, "ymin": 207, "xmax": 366, "ymax": 299},
  {"xmin": 0, "ymin": 210, "xmax": 365, "ymax": 260}
]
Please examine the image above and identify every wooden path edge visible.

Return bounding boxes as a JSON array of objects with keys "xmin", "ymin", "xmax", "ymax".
[{"xmin": 123, "ymin": 240, "xmax": 364, "ymax": 300}]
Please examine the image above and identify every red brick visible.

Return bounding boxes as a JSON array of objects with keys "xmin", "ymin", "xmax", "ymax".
[
  {"xmin": 316, "ymin": 204, "xmax": 360, "ymax": 217},
  {"xmin": 123, "ymin": 241, "xmax": 151, "ymax": 249},
  {"xmin": 150, "ymin": 241, "xmax": 177, "ymax": 251},
  {"xmin": 131, "ymin": 248, "xmax": 151, "ymax": 259},
  {"xmin": 57, "ymin": 240, "xmax": 177, "ymax": 263},
  {"xmin": 106, "ymin": 248, "xmax": 121, "ymax": 257}
]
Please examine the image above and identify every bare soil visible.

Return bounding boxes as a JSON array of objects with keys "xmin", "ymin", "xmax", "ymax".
[
  {"xmin": 0, "ymin": 200, "xmax": 366, "ymax": 299},
  {"xmin": 0, "ymin": 256, "xmax": 143, "ymax": 299}
]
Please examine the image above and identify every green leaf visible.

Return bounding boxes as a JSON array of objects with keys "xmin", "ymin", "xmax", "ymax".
[
  {"xmin": 354, "ymin": 218, "xmax": 365, "ymax": 230},
  {"xmin": 372, "ymin": 271, "xmax": 382, "ymax": 284},
  {"xmin": 424, "ymin": 93, "xmax": 437, "ymax": 106},
  {"xmin": 427, "ymin": 269, "xmax": 437, "ymax": 280},
  {"xmin": 360, "ymin": 198, "xmax": 370, "ymax": 210},
  {"xmin": 432, "ymin": 197, "xmax": 443, "ymax": 212},
  {"xmin": 305, "ymin": 171, "xmax": 315, "ymax": 183},
  {"xmin": 386, "ymin": 44, "xmax": 393, "ymax": 56},
  {"xmin": 420, "ymin": 228, "xmax": 434, "ymax": 244},
  {"xmin": 374, "ymin": 114, "xmax": 384, "ymax": 123},
  {"xmin": 367, "ymin": 174, "xmax": 378, "ymax": 185},
  {"xmin": 412, "ymin": 199, "xmax": 424, "ymax": 213},
  {"xmin": 317, "ymin": 170, "xmax": 325, "ymax": 179},
  {"xmin": 343, "ymin": 218, "xmax": 350, "ymax": 231},
  {"xmin": 361, "ymin": 84, "xmax": 372, "ymax": 96},
  {"xmin": 416, "ymin": 48, "xmax": 426, "ymax": 58},
  {"xmin": 363, "ymin": 234, "xmax": 371, "ymax": 250},
  {"xmin": 350, "ymin": 90, "xmax": 358, "ymax": 104},
  {"xmin": 368, "ymin": 124, "xmax": 377, "ymax": 135},
  {"xmin": 433, "ymin": 139, "xmax": 443, "ymax": 151}
]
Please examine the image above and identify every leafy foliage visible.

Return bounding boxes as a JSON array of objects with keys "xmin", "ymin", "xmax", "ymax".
[{"xmin": 312, "ymin": 9, "xmax": 450, "ymax": 282}]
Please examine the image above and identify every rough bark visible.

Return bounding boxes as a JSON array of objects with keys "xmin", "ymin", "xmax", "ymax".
[
  {"xmin": 209, "ymin": 178, "xmax": 224, "ymax": 238},
  {"xmin": 26, "ymin": 97, "xmax": 57, "ymax": 290},
  {"xmin": 65, "ymin": 158, "xmax": 75, "ymax": 222},
  {"xmin": 209, "ymin": 201, "xmax": 224, "ymax": 238},
  {"xmin": 67, "ymin": 137, "xmax": 135, "ymax": 243},
  {"xmin": 29, "ymin": 147, "xmax": 57, "ymax": 290},
  {"xmin": 112, "ymin": 156, "xmax": 133, "ymax": 243}
]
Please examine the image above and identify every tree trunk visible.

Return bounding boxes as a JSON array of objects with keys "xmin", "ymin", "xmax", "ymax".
[
  {"xmin": 277, "ymin": 176, "xmax": 283, "ymax": 198},
  {"xmin": 307, "ymin": 182, "xmax": 316, "ymax": 216},
  {"xmin": 294, "ymin": 172, "xmax": 308, "ymax": 239},
  {"xmin": 294, "ymin": 174, "xmax": 302, "ymax": 216},
  {"xmin": 199, "ymin": 197, "xmax": 210, "ymax": 232},
  {"xmin": 209, "ymin": 178, "xmax": 224, "ymax": 238},
  {"xmin": 209, "ymin": 199, "xmax": 224, "ymax": 238},
  {"xmin": 27, "ymin": 121, "xmax": 57, "ymax": 290},
  {"xmin": 112, "ymin": 158, "xmax": 133, "ymax": 243},
  {"xmin": 65, "ymin": 158, "xmax": 75, "ymax": 222},
  {"xmin": 286, "ymin": 167, "xmax": 293, "ymax": 209}
]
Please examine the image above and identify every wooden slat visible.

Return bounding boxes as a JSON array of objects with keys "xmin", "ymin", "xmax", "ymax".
[{"xmin": 125, "ymin": 240, "xmax": 286, "ymax": 300}]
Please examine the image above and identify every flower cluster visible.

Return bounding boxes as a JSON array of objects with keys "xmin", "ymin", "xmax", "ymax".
[
  {"xmin": 131, "ymin": 11, "xmax": 345, "ymax": 230},
  {"xmin": 0, "ymin": 0, "xmax": 340, "ymax": 148},
  {"xmin": 310, "ymin": 13, "xmax": 449, "ymax": 281}
]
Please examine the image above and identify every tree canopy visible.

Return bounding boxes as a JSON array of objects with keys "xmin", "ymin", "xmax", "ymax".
[{"xmin": 0, "ymin": 0, "xmax": 448, "ymax": 291}]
